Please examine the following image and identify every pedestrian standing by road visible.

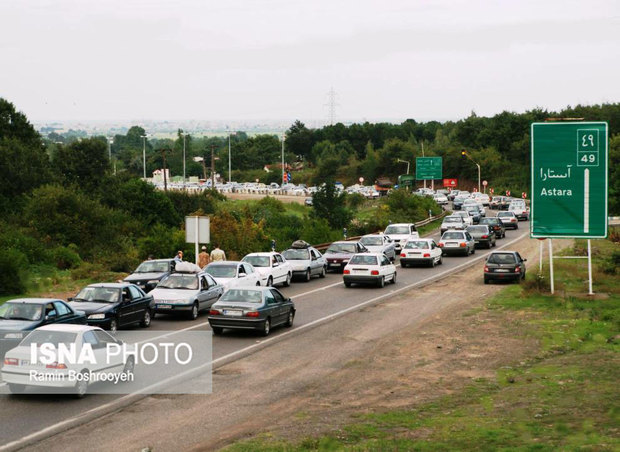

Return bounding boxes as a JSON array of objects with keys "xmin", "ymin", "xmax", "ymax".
[
  {"xmin": 210, "ymin": 244, "xmax": 226, "ymax": 262},
  {"xmin": 174, "ymin": 250, "xmax": 184, "ymax": 263},
  {"xmin": 198, "ymin": 246, "xmax": 210, "ymax": 268}
]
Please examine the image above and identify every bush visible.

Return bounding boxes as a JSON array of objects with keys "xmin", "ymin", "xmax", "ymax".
[
  {"xmin": 0, "ymin": 248, "xmax": 29, "ymax": 295},
  {"xmin": 70, "ymin": 262, "xmax": 115, "ymax": 282},
  {"xmin": 49, "ymin": 245, "xmax": 81, "ymax": 270}
]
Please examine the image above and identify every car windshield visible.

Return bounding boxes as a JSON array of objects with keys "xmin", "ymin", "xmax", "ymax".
[
  {"xmin": 443, "ymin": 232, "xmax": 464, "ymax": 240},
  {"xmin": 0, "ymin": 303, "xmax": 43, "ymax": 321},
  {"xmin": 326, "ymin": 243, "xmax": 357, "ymax": 254},
  {"xmin": 384, "ymin": 225, "xmax": 410, "ymax": 234},
  {"xmin": 349, "ymin": 255, "xmax": 378, "ymax": 265},
  {"xmin": 205, "ymin": 265, "xmax": 238, "ymax": 278},
  {"xmin": 242, "ymin": 256, "xmax": 270, "ymax": 267},
  {"xmin": 467, "ymin": 226, "xmax": 488, "ymax": 233},
  {"xmin": 444, "ymin": 217, "xmax": 461, "ymax": 223},
  {"xmin": 134, "ymin": 261, "xmax": 169, "ymax": 273},
  {"xmin": 487, "ymin": 253, "xmax": 517, "ymax": 264},
  {"xmin": 283, "ymin": 249, "xmax": 310, "ymax": 260},
  {"xmin": 360, "ymin": 237, "xmax": 383, "ymax": 246},
  {"xmin": 20, "ymin": 330, "xmax": 77, "ymax": 347},
  {"xmin": 157, "ymin": 274, "xmax": 198, "ymax": 290},
  {"xmin": 74, "ymin": 287, "xmax": 120, "ymax": 303},
  {"xmin": 220, "ymin": 289, "xmax": 263, "ymax": 303},
  {"xmin": 405, "ymin": 241, "xmax": 429, "ymax": 249}
]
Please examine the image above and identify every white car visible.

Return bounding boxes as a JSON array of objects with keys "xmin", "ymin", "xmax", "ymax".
[
  {"xmin": 497, "ymin": 211, "xmax": 519, "ymax": 229},
  {"xmin": 383, "ymin": 223, "xmax": 420, "ymax": 252},
  {"xmin": 472, "ymin": 193, "xmax": 491, "ymax": 206},
  {"xmin": 204, "ymin": 261, "xmax": 261, "ymax": 289},
  {"xmin": 241, "ymin": 252, "xmax": 293, "ymax": 287},
  {"xmin": 462, "ymin": 199, "xmax": 486, "ymax": 216},
  {"xmin": 400, "ymin": 238, "xmax": 443, "ymax": 268},
  {"xmin": 282, "ymin": 242, "xmax": 327, "ymax": 281},
  {"xmin": 441, "ymin": 215, "xmax": 467, "ymax": 234},
  {"xmin": 343, "ymin": 253, "xmax": 397, "ymax": 288},
  {"xmin": 359, "ymin": 234, "xmax": 396, "ymax": 261},
  {"xmin": 438, "ymin": 230, "xmax": 476, "ymax": 256},
  {"xmin": 508, "ymin": 201, "xmax": 529, "ymax": 221},
  {"xmin": 454, "ymin": 211, "xmax": 473, "ymax": 226},
  {"xmin": 433, "ymin": 193, "xmax": 449, "ymax": 205},
  {"xmin": 1, "ymin": 324, "xmax": 130, "ymax": 397}
]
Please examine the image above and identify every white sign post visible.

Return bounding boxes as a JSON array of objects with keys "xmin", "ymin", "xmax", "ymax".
[{"xmin": 185, "ymin": 216, "xmax": 210, "ymax": 265}]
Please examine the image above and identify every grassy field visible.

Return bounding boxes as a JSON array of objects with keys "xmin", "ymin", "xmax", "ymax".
[{"xmin": 224, "ymin": 236, "xmax": 620, "ymax": 451}]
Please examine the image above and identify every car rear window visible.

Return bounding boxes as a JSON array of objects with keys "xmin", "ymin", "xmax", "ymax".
[
  {"xmin": 384, "ymin": 225, "xmax": 410, "ymax": 235},
  {"xmin": 442, "ymin": 232, "xmax": 464, "ymax": 240},
  {"xmin": 487, "ymin": 253, "xmax": 517, "ymax": 264},
  {"xmin": 326, "ymin": 243, "xmax": 357, "ymax": 254},
  {"xmin": 220, "ymin": 289, "xmax": 263, "ymax": 303},
  {"xmin": 405, "ymin": 241, "xmax": 429, "ymax": 249},
  {"xmin": 467, "ymin": 226, "xmax": 488, "ymax": 233},
  {"xmin": 360, "ymin": 236, "xmax": 383, "ymax": 246},
  {"xmin": 349, "ymin": 255, "xmax": 378, "ymax": 265}
]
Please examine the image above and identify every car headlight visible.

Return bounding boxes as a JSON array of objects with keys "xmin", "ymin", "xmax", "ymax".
[
  {"xmin": 4, "ymin": 332, "xmax": 24, "ymax": 339},
  {"xmin": 88, "ymin": 314, "xmax": 106, "ymax": 320}
]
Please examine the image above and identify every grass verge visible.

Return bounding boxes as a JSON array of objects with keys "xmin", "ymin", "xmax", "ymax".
[{"xmin": 224, "ymin": 237, "xmax": 620, "ymax": 451}]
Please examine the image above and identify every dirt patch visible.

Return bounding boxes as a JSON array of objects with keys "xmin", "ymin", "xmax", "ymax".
[{"xmin": 224, "ymin": 193, "xmax": 307, "ymax": 205}]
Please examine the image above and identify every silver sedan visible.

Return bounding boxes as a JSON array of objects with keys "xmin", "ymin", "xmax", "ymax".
[{"xmin": 359, "ymin": 234, "xmax": 396, "ymax": 261}]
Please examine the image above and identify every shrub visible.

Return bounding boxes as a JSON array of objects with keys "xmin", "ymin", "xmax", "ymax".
[
  {"xmin": 49, "ymin": 245, "xmax": 82, "ymax": 270},
  {"xmin": 0, "ymin": 248, "xmax": 29, "ymax": 295}
]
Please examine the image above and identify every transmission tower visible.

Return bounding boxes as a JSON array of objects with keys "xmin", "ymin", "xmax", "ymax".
[{"xmin": 325, "ymin": 87, "xmax": 338, "ymax": 125}]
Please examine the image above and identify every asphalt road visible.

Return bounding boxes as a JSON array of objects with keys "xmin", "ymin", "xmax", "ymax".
[{"xmin": 0, "ymin": 211, "xmax": 530, "ymax": 448}]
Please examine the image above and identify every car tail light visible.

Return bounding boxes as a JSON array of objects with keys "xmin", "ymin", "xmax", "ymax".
[
  {"xmin": 343, "ymin": 269, "xmax": 350, "ymax": 274},
  {"xmin": 4, "ymin": 358, "xmax": 17, "ymax": 366},
  {"xmin": 209, "ymin": 309, "xmax": 220, "ymax": 315},
  {"xmin": 400, "ymin": 253, "xmax": 406, "ymax": 257},
  {"xmin": 484, "ymin": 266, "xmax": 489, "ymax": 272},
  {"xmin": 245, "ymin": 311, "xmax": 260, "ymax": 317},
  {"xmin": 46, "ymin": 362, "xmax": 68, "ymax": 369},
  {"xmin": 423, "ymin": 253, "xmax": 431, "ymax": 258},
  {"xmin": 460, "ymin": 242, "xmax": 466, "ymax": 247},
  {"xmin": 511, "ymin": 219, "xmax": 517, "ymax": 222},
  {"xmin": 438, "ymin": 242, "xmax": 444, "ymax": 247},
  {"xmin": 514, "ymin": 266, "xmax": 521, "ymax": 273},
  {"xmin": 481, "ymin": 235, "xmax": 488, "ymax": 239},
  {"xmin": 371, "ymin": 270, "xmax": 379, "ymax": 275}
]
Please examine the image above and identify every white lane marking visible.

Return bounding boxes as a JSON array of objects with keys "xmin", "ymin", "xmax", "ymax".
[{"xmin": 1, "ymin": 230, "xmax": 529, "ymax": 452}]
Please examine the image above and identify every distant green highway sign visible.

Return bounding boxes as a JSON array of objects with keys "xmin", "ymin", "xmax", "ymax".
[
  {"xmin": 530, "ymin": 122, "xmax": 608, "ymax": 238},
  {"xmin": 415, "ymin": 157, "xmax": 442, "ymax": 180}
]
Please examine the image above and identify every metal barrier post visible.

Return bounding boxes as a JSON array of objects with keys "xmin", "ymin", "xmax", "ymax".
[
  {"xmin": 587, "ymin": 240, "xmax": 593, "ymax": 295},
  {"xmin": 548, "ymin": 239, "xmax": 554, "ymax": 294}
]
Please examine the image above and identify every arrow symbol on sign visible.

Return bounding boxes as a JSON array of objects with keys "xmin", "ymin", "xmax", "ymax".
[{"xmin": 584, "ymin": 168, "xmax": 589, "ymax": 234}]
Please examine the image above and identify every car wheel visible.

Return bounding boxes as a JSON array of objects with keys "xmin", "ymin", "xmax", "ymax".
[
  {"xmin": 140, "ymin": 309, "xmax": 151, "ymax": 328},
  {"xmin": 74, "ymin": 371, "xmax": 89, "ymax": 399},
  {"xmin": 391, "ymin": 272, "xmax": 397, "ymax": 284},
  {"xmin": 471, "ymin": 247, "xmax": 476, "ymax": 255},
  {"xmin": 515, "ymin": 225, "xmax": 519, "ymax": 229},
  {"xmin": 284, "ymin": 273, "xmax": 291, "ymax": 287},
  {"xmin": 285, "ymin": 310, "xmax": 294, "ymax": 327},
  {"xmin": 344, "ymin": 281, "xmax": 352, "ymax": 288},
  {"xmin": 401, "ymin": 262, "xmax": 408, "ymax": 268},
  {"xmin": 261, "ymin": 318, "xmax": 271, "ymax": 336},
  {"xmin": 188, "ymin": 302, "xmax": 199, "ymax": 320},
  {"xmin": 439, "ymin": 255, "xmax": 443, "ymax": 265},
  {"xmin": 267, "ymin": 276, "xmax": 273, "ymax": 287},
  {"xmin": 8, "ymin": 383, "xmax": 25, "ymax": 394},
  {"xmin": 430, "ymin": 258, "xmax": 435, "ymax": 268},
  {"xmin": 319, "ymin": 266, "xmax": 326, "ymax": 278},
  {"xmin": 212, "ymin": 327, "xmax": 223, "ymax": 335},
  {"xmin": 109, "ymin": 318, "xmax": 118, "ymax": 332},
  {"xmin": 304, "ymin": 269, "xmax": 311, "ymax": 282},
  {"xmin": 377, "ymin": 276, "xmax": 385, "ymax": 288},
  {"xmin": 484, "ymin": 278, "xmax": 489, "ymax": 285},
  {"xmin": 123, "ymin": 356, "xmax": 135, "ymax": 375},
  {"xmin": 255, "ymin": 281, "xmax": 261, "ymax": 286}
]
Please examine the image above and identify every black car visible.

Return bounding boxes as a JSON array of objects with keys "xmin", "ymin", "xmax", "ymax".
[
  {"xmin": 123, "ymin": 259, "xmax": 176, "ymax": 292},
  {"xmin": 479, "ymin": 217, "xmax": 506, "ymax": 239},
  {"xmin": 208, "ymin": 287, "xmax": 295, "ymax": 336},
  {"xmin": 484, "ymin": 251, "xmax": 527, "ymax": 284},
  {"xmin": 0, "ymin": 298, "xmax": 86, "ymax": 358},
  {"xmin": 464, "ymin": 206, "xmax": 482, "ymax": 224},
  {"xmin": 69, "ymin": 283, "xmax": 153, "ymax": 331}
]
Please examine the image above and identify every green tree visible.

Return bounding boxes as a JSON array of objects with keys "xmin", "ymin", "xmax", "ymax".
[{"xmin": 53, "ymin": 137, "xmax": 109, "ymax": 190}]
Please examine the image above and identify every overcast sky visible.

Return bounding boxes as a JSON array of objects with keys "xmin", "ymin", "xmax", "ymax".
[{"xmin": 1, "ymin": 0, "xmax": 618, "ymax": 123}]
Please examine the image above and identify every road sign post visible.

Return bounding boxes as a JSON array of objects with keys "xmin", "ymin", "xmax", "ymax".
[{"xmin": 531, "ymin": 122, "xmax": 608, "ymax": 295}]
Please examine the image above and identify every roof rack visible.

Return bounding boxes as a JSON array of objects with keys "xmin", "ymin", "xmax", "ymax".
[{"xmin": 290, "ymin": 240, "xmax": 311, "ymax": 249}]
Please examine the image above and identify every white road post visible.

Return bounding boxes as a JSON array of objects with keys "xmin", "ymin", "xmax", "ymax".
[
  {"xmin": 194, "ymin": 216, "xmax": 199, "ymax": 266},
  {"xmin": 539, "ymin": 240, "xmax": 543, "ymax": 273},
  {"xmin": 548, "ymin": 239, "xmax": 554, "ymax": 294},
  {"xmin": 587, "ymin": 239, "xmax": 593, "ymax": 295}
]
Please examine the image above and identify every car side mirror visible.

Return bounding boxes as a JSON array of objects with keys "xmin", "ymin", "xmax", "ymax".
[
  {"xmin": 67, "ymin": 297, "xmax": 74, "ymax": 302},
  {"xmin": 239, "ymin": 273, "xmax": 246, "ymax": 278},
  {"xmin": 273, "ymin": 263, "xmax": 279, "ymax": 268},
  {"xmin": 523, "ymin": 259, "xmax": 527, "ymax": 262}
]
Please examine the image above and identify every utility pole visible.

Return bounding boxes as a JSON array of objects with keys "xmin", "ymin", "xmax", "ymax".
[
  {"xmin": 160, "ymin": 148, "xmax": 172, "ymax": 192},
  {"xmin": 140, "ymin": 134, "xmax": 148, "ymax": 179},
  {"xmin": 180, "ymin": 132, "xmax": 187, "ymax": 188},
  {"xmin": 281, "ymin": 133, "xmax": 285, "ymax": 185}
]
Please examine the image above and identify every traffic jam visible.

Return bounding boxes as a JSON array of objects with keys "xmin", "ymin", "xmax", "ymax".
[{"xmin": 0, "ymin": 189, "xmax": 530, "ymax": 397}]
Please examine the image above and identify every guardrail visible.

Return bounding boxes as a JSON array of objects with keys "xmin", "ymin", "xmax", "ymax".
[{"xmin": 312, "ymin": 210, "xmax": 449, "ymax": 252}]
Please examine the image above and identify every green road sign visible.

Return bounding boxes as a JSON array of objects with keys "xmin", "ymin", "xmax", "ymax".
[
  {"xmin": 531, "ymin": 122, "xmax": 608, "ymax": 238},
  {"xmin": 415, "ymin": 157, "xmax": 442, "ymax": 180},
  {"xmin": 398, "ymin": 174, "xmax": 415, "ymax": 187}
]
